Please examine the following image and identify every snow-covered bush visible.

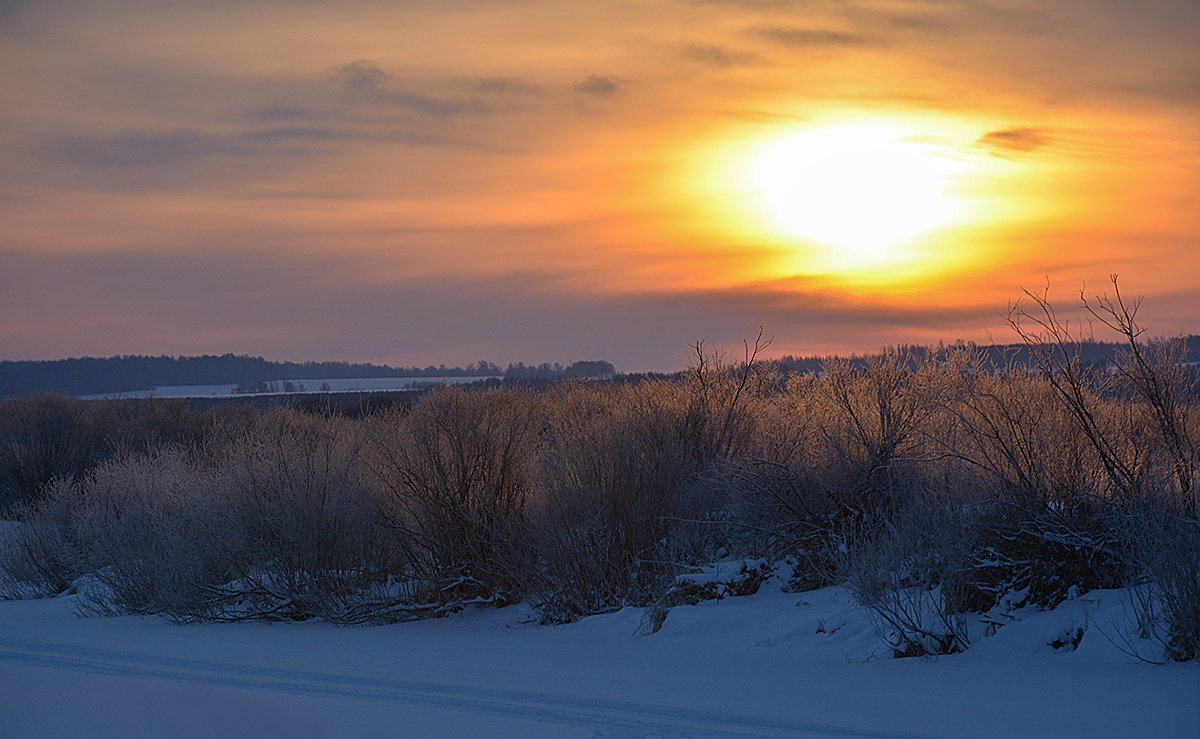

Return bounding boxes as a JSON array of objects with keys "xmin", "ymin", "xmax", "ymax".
[
  {"xmin": 1118, "ymin": 500, "xmax": 1200, "ymax": 661},
  {"xmin": 838, "ymin": 489, "xmax": 974, "ymax": 657},
  {"xmin": 0, "ymin": 393, "xmax": 215, "ymax": 513},
  {"xmin": 528, "ymin": 362, "xmax": 759, "ymax": 623},
  {"xmin": 369, "ymin": 387, "xmax": 544, "ymax": 611},
  {"xmin": 0, "ymin": 447, "xmax": 232, "ymax": 613},
  {"xmin": 0, "ymin": 488, "xmax": 81, "ymax": 599},
  {"xmin": 952, "ymin": 500, "xmax": 1125, "ymax": 614},
  {"xmin": 529, "ymin": 382, "xmax": 705, "ymax": 621},
  {"xmin": 198, "ymin": 409, "xmax": 397, "ymax": 623},
  {"xmin": 4, "ymin": 410, "xmax": 406, "ymax": 622},
  {"xmin": 0, "ymin": 394, "xmax": 108, "ymax": 512}
]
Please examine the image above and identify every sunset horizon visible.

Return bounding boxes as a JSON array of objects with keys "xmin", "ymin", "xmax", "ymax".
[{"xmin": 3, "ymin": 1, "xmax": 1197, "ymax": 372}]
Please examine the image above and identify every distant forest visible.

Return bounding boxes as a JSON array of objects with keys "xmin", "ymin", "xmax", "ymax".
[
  {"xmin": 1, "ymin": 336, "xmax": 1196, "ymax": 400},
  {"xmin": 0, "ymin": 355, "xmax": 616, "ymax": 399},
  {"xmin": 769, "ymin": 335, "xmax": 1200, "ymax": 375}
]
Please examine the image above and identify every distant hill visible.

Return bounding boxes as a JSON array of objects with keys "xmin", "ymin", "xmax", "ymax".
[
  {"xmin": 0, "ymin": 355, "xmax": 505, "ymax": 399},
  {"xmin": 0, "ymin": 355, "xmax": 624, "ymax": 400}
]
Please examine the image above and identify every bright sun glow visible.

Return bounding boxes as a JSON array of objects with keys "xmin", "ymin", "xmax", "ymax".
[{"xmin": 754, "ymin": 126, "xmax": 969, "ymax": 265}]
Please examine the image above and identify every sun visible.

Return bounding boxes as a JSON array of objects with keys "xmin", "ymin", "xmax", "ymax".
[{"xmin": 753, "ymin": 125, "xmax": 968, "ymax": 265}]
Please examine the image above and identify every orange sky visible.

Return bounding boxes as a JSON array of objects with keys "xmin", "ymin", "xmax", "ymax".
[{"xmin": 1, "ymin": 0, "xmax": 1197, "ymax": 370}]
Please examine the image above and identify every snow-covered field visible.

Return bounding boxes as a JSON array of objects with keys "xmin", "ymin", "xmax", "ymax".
[
  {"xmin": 1, "ymin": 578, "xmax": 1196, "ymax": 738},
  {"xmin": 78, "ymin": 376, "xmax": 493, "ymax": 400}
]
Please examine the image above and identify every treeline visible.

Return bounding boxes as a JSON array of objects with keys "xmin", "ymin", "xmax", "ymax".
[
  {"xmin": 0, "ymin": 355, "xmax": 618, "ymax": 400},
  {"xmin": 771, "ymin": 335, "xmax": 1200, "ymax": 375}
]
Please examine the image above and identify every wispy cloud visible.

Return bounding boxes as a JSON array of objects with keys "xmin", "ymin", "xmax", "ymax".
[
  {"xmin": 752, "ymin": 25, "xmax": 872, "ymax": 48},
  {"xmin": 574, "ymin": 74, "xmax": 623, "ymax": 96},
  {"xmin": 253, "ymin": 106, "xmax": 321, "ymax": 122},
  {"xmin": 54, "ymin": 129, "xmax": 240, "ymax": 168},
  {"xmin": 473, "ymin": 77, "xmax": 542, "ymax": 96},
  {"xmin": 680, "ymin": 43, "xmax": 757, "ymax": 67},
  {"xmin": 332, "ymin": 60, "xmax": 490, "ymax": 117},
  {"xmin": 333, "ymin": 59, "xmax": 390, "ymax": 91},
  {"xmin": 977, "ymin": 127, "xmax": 1050, "ymax": 156}
]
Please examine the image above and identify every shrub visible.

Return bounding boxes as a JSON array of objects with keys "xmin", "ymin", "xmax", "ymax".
[
  {"xmin": 0, "ymin": 447, "xmax": 231, "ymax": 613},
  {"xmin": 0, "ymin": 394, "xmax": 107, "ymax": 511},
  {"xmin": 954, "ymin": 499, "xmax": 1125, "ymax": 613},
  {"xmin": 838, "ymin": 488, "xmax": 974, "ymax": 657},
  {"xmin": 1119, "ymin": 499, "xmax": 1200, "ymax": 661},
  {"xmin": 369, "ymin": 387, "xmax": 543, "ymax": 609},
  {"xmin": 203, "ymin": 409, "xmax": 396, "ymax": 623},
  {"xmin": 529, "ymin": 380, "xmax": 732, "ymax": 621}
]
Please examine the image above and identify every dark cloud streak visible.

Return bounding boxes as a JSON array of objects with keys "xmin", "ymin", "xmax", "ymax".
[
  {"xmin": 977, "ymin": 127, "xmax": 1050, "ymax": 156},
  {"xmin": 681, "ymin": 43, "xmax": 756, "ymax": 67},
  {"xmin": 334, "ymin": 59, "xmax": 491, "ymax": 116},
  {"xmin": 474, "ymin": 77, "xmax": 542, "ymax": 96},
  {"xmin": 334, "ymin": 59, "xmax": 390, "ymax": 90},
  {"xmin": 574, "ymin": 74, "xmax": 623, "ymax": 96},
  {"xmin": 753, "ymin": 25, "xmax": 872, "ymax": 47}
]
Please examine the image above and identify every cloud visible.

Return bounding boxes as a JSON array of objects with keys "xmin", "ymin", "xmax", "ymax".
[
  {"xmin": 334, "ymin": 59, "xmax": 390, "ymax": 91},
  {"xmin": 752, "ymin": 26, "xmax": 871, "ymax": 47},
  {"xmin": 977, "ymin": 127, "xmax": 1050, "ymax": 156},
  {"xmin": 54, "ymin": 129, "xmax": 237, "ymax": 167},
  {"xmin": 331, "ymin": 60, "xmax": 490, "ymax": 117},
  {"xmin": 385, "ymin": 89, "xmax": 489, "ymax": 117},
  {"xmin": 680, "ymin": 43, "xmax": 756, "ymax": 66},
  {"xmin": 573, "ymin": 74, "xmax": 623, "ymax": 96},
  {"xmin": 46, "ymin": 123, "xmax": 469, "ymax": 188},
  {"xmin": 52, "ymin": 126, "xmax": 354, "ymax": 169},
  {"xmin": 254, "ymin": 106, "xmax": 320, "ymax": 122},
  {"xmin": 474, "ymin": 77, "xmax": 542, "ymax": 96},
  {"xmin": 687, "ymin": 0, "xmax": 804, "ymax": 7}
]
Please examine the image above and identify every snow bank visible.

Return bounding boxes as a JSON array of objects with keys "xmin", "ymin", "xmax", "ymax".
[{"xmin": 0, "ymin": 584, "xmax": 1196, "ymax": 738}]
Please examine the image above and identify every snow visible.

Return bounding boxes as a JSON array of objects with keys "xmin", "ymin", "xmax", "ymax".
[
  {"xmin": 1, "ymin": 584, "xmax": 1196, "ymax": 738},
  {"xmin": 77, "ymin": 377, "xmax": 494, "ymax": 400}
]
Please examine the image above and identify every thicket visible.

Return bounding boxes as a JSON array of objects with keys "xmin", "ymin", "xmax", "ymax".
[{"xmin": 1, "ymin": 281, "xmax": 1196, "ymax": 661}]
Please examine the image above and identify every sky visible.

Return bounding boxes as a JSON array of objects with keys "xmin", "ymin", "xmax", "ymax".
[{"xmin": 1, "ymin": 0, "xmax": 1197, "ymax": 371}]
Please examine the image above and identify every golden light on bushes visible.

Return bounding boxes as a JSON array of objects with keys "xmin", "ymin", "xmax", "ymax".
[{"xmin": 752, "ymin": 125, "xmax": 971, "ymax": 267}]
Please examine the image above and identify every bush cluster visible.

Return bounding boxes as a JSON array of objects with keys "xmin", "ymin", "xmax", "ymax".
[
  {"xmin": 1, "ymin": 286, "xmax": 1196, "ymax": 661},
  {"xmin": 0, "ymin": 394, "xmax": 243, "ymax": 513}
]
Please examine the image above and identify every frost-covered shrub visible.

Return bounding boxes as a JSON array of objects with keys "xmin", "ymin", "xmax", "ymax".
[
  {"xmin": 726, "ymin": 352, "xmax": 956, "ymax": 591},
  {"xmin": 719, "ymin": 456, "xmax": 846, "ymax": 590},
  {"xmin": 0, "ymin": 394, "xmax": 217, "ymax": 513},
  {"xmin": 839, "ymin": 490, "xmax": 974, "ymax": 657},
  {"xmin": 1120, "ymin": 501, "xmax": 1200, "ymax": 661},
  {"xmin": 0, "ymin": 484, "xmax": 82, "ymax": 599},
  {"xmin": 528, "ymin": 381, "xmax": 732, "ymax": 622},
  {"xmin": 3, "ymin": 410, "xmax": 413, "ymax": 623},
  {"xmin": 369, "ymin": 387, "xmax": 543, "ymax": 608},
  {"xmin": 201, "ymin": 409, "xmax": 398, "ymax": 623},
  {"xmin": 0, "ymin": 394, "xmax": 107, "ymax": 512},
  {"xmin": 0, "ymin": 447, "xmax": 232, "ymax": 614},
  {"xmin": 935, "ymin": 358, "xmax": 1102, "ymax": 506},
  {"xmin": 952, "ymin": 500, "xmax": 1125, "ymax": 614}
]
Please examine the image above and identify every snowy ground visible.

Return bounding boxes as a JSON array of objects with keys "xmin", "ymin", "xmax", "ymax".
[
  {"xmin": 1, "ymin": 578, "xmax": 1196, "ymax": 739},
  {"xmin": 77, "ymin": 376, "xmax": 492, "ymax": 400}
]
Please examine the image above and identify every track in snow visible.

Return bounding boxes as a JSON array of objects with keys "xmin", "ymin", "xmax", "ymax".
[{"xmin": 0, "ymin": 636, "xmax": 950, "ymax": 738}]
